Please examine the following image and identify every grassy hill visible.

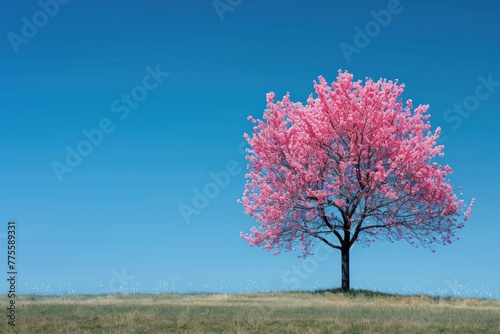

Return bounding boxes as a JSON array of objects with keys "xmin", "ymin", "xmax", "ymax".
[{"xmin": 2, "ymin": 289, "xmax": 499, "ymax": 333}]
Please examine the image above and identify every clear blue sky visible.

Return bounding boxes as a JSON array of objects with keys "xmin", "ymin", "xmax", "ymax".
[{"xmin": 1, "ymin": 0, "xmax": 499, "ymax": 297}]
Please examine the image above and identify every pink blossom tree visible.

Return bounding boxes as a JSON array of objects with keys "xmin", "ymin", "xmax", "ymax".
[{"xmin": 240, "ymin": 70, "xmax": 474, "ymax": 292}]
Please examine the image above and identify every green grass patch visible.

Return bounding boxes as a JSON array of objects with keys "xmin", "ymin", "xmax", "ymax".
[{"xmin": 1, "ymin": 290, "xmax": 499, "ymax": 333}]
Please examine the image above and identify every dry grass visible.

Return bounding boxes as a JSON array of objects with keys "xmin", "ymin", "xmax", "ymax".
[{"xmin": 1, "ymin": 290, "xmax": 499, "ymax": 333}]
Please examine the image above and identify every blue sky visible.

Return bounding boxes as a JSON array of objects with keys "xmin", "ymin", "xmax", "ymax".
[{"xmin": 1, "ymin": 0, "xmax": 499, "ymax": 297}]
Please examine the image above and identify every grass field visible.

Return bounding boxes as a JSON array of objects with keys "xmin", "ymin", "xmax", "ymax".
[{"xmin": 1, "ymin": 290, "xmax": 499, "ymax": 333}]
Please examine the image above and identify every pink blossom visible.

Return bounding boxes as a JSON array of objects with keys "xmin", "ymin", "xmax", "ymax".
[{"xmin": 240, "ymin": 70, "xmax": 474, "ymax": 256}]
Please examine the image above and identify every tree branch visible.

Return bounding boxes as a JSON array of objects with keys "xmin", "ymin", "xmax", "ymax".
[{"xmin": 314, "ymin": 235, "xmax": 341, "ymax": 250}]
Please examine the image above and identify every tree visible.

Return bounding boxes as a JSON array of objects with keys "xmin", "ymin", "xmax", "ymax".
[{"xmin": 239, "ymin": 70, "xmax": 474, "ymax": 292}]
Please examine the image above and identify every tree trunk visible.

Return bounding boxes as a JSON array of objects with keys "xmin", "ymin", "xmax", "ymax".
[{"xmin": 341, "ymin": 246, "xmax": 350, "ymax": 292}]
